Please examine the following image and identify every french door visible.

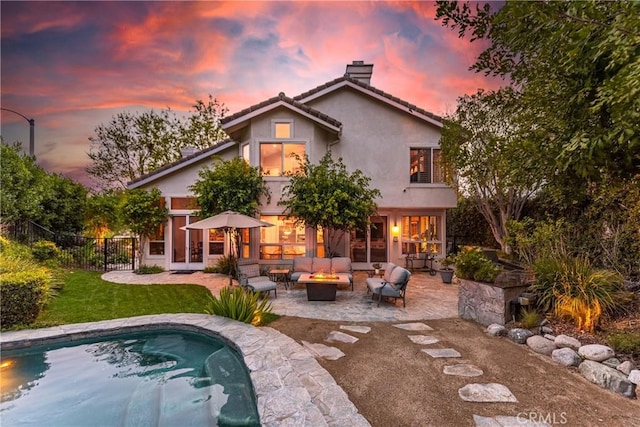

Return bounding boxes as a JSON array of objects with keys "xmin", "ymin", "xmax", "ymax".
[{"xmin": 170, "ymin": 215, "xmax": 204, "ymax": 270}]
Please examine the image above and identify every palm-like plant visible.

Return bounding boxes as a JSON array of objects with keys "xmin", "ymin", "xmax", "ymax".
[
  {"xmin": 205, "ymin": 286, "xmax": 272, "ymax": 326},
  {"xmin": 531, "ymin": 254, "xmax": 627, "ymax": 332}
]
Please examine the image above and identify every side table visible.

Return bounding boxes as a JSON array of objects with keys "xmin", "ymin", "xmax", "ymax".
[{"xmin": 269, "ymin": 269, "xmax": 291, "ymax": 289}]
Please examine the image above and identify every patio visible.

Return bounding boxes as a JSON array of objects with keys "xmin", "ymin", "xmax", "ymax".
[{"xmin": 101, "ymin": 270, "xmax": 459, "ymax": 322}]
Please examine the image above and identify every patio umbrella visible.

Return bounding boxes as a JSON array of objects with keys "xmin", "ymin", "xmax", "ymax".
[
  {"xmin": 184, "ymin": 210, "xmax": 274, "ymax": 230},
  {"xmin": 182, "ymin": 211, "xmax": 274, "ymax": 285}
]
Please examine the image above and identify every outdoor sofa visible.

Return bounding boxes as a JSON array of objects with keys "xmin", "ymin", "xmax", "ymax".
[{"xmin": 290, "ymin": 256, "xmax": 354, "ymax": 290}]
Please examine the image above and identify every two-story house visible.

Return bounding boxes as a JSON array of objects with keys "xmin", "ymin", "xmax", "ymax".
[{"xmin": 128, "ymin": 61, "xmax": 457, "ymax": 271}]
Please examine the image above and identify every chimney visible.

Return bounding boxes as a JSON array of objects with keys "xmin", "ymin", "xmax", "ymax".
[{"xmin": 345, "ymin": 60, "xmax": 373, "ymax": 85}]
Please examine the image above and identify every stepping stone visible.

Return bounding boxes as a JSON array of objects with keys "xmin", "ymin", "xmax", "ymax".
[
  {"xmin": 473, "ymin": 415, "xmax": 501, "ymax": 427},
  {"xmin": 326, "ymin": 331, "xmax": 359, "ymax": 344},
  {"xmin": 495, "ymin": 415, "xmax": 550, "ymax": 426},
  {"xmin": 474, "ymin": 415, "xmax": 551, "ymax": 427},
  {"xmin": 443, "ymin": 364, "xmax": 483, "ymax": 377},
  {"xmin": 340, "ymin": 325, "xmax": 371, "ymax": 334},
  {"xmin": 393, "ymin": 322, "xmax": 434, "ymax": 331},
  {"xmin": 301, "ymin": 341, "xmax": 346, "ymax": 360},
  {"xmin": 422, "ymin": 348, "xmax": 461, "ymax": 358},
  {"xmin": 459, "ymin": 383, "xmax": 517, "ymax": 403},
  {"xmin": 408, "ymin": 335, "xmax": 439, "ymax": 345}
]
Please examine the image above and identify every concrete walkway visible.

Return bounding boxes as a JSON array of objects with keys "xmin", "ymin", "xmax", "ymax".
[{"xmin": 101, "ymin": 270, "xmax": 459, "ymax": 322}]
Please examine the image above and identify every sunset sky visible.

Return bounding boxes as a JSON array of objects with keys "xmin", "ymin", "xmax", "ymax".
[{"xmin": 1, "ymin": 1, "xmax": 503, "ymax": 189}]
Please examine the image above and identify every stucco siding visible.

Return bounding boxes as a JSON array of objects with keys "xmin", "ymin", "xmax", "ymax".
[{"xmin": 305, "ymin": 88, "xmax": 455, "ymax": 209}]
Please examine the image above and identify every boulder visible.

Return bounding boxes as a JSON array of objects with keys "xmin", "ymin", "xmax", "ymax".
[
  {"xmin": 629, "ymin": 370, "xmax": 640, "ymax": 386},
  {"xmin": 602, "ymin": 358, "xmax": 621, "ymax": 369},
  {"xmin": 552, "ymin": 348, "xmax": 581, "ymax": 367},
  {"xmin": 544, "ymin": 334, "xmax": 556, "ymax": 341},
  {"xmin": 578, "ymin": 344, "xmax": 615, "ymax": 362},
  {"xmin": 486, "ymin": 324, "xmax": 507, "ymax": 337},
  {"xmin": 617, "ymin": 361, "xmax": 634, "ymax": 376},
  {"xmin": 508, "ymin": 328, "xmax": 534, "ymax": 344},
  {"xmin": 526, "ymin": 335, "xmax": 556, "ymax": 356},
  {"xmin": 540, "ymin": 326, "xmax": 554, "ymax": 334},
  {"xmin": 554, "ymin": 334, "xmax": 581, "ymax": 351},
  {"xmin": 578, "ymin": 360, "xmax": 636, "ymax": 398}
]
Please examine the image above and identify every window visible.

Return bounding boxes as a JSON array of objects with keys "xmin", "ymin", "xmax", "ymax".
[
  {"xmin": 401, "ymin": 215, "xmax": 442, "ymax": 255},
  {"xmin": 260, "ymin": 215, "xmax": 306, "ymax": 260},
  {"xmin": 274, "ymin": 122, "xmax": 291, "ymax": 138},
  {"xmin": 260, "ymin": 142, "xmax": 305, "ymax": 176},
  {"xmin": 149, "ymin": 224, "xmax": 165, "ymax": 255},
  {"xmin": 171, "ymin": 197, "xmax": 198, "ymax": 210},
  {"xmin": 208, "ymin": 229, "xmax": 224, "ymax": 255},
  {"xmin": 410, "ymin": 148, "xmax": 444, "ymax": 183}
]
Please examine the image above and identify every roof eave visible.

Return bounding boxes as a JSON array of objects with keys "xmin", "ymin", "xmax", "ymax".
[
  {"xmin": 127, "ymin": 139, "xmax": 237, "ymax": 189},
  {"xmin": 221, "ymin": 100, "xmax": 342, "ymax": 135}
]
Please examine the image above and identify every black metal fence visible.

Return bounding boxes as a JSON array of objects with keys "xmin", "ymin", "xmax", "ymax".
[{"xmin": 4, "ymin": 220, "xmax": 137, "ymax": 271}]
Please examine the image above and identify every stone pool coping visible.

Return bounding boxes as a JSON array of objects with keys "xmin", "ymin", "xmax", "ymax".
[{"xmin": 1, "ymin": 314, "xmax": 369, "ymax": 427}]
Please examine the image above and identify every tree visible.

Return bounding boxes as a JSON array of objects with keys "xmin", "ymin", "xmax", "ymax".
[
  {"xmin": 87, "ymin": 95, "xmax": 227, "ymax": 190},
  {"xmin": 189, "ymin": 157, "xmax": 270, "ymax": 218},
  {"xmin": 37, "ymin": 174, "xmax": 87, "ymax": 234},
  {"xmin": 121, "ymin": 188, "xmax": 168, "ymax": 265},
  {"xmin": 0, "ymin": 142, "xmax": 46, "ymax": 222},
  {"xmin": 440, "ymin": 88, "xmax": 543, "ymax": 253},
  {"xmin": 436, "ymin": 0, "xmax": 640, "ymax": 184},
  {"xmin": 178, "ymin": 95, "xmax": 228, "ymax": 148},
  {"xmin": 189, "ymin": 157, "xmax": 270, "ymax": 260},
  {"xmin": 1, "ymin": 142, "xmax": 87, "ymax": 235},
  {"xmin": 85, "ymin": 190, "xmax": 126, "ymax": 238},
  {"xmin": 278, "ymin": 152, "xmax": 381, "ymax": 256}
]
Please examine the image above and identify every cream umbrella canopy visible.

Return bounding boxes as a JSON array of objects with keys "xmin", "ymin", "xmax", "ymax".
[
  {"xmin": 181, "ymin": 211, "xmax": 274, "ymax": 284},
  {"xmin": 184, "ymin": 210, "xmax": 274, "ymax": 231}
]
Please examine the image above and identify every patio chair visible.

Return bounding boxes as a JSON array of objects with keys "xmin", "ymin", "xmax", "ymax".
[
  {"xmin": 366, "ymin": 264, "xmax": 411, "ymax": 307},
  {"xmin": 237, "ymin": 263, "xmax": 277, "ymax": 298}
]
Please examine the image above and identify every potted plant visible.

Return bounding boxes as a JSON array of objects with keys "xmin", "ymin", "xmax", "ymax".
[
  {"xmin": 438, "ymin": 255, "xmax": 456, "ymax": 284},
  {"xmin": 372, "ymin": 263, "xmax": 382, "ymax": 276}
]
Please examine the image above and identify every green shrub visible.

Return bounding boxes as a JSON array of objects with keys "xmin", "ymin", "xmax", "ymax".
[
  {"xmin": 1, "ymin": 269, "xmax": 52, "ymax": 327},
  {"xmin": 454, "ymin": 247, "xmax": 501, "ymax": 283},
  {"xmin": 519, "ymin": 308, "xmax": 541, "ymax": 329},
  {"xmin": 205, "ymin": 286, "xmax": 272, "ymax": 326},
  {"xmin": 215, "ymin": 255, "xmax": 237, "ymax": 277},
  {"xmin": 530, "ymin": 254, "xmax": 628, "ymax": 332},
  {"xmin": 32, "ymin": 241, "xmax": 60, "ymax": 262},
  {"xmin": 607, "ymin": 331, "xmax": 640, "ymax": 358},
  {"xmin": 203, "ymin": 266, "xmax": 217, "ymax": 273},
  {"xmin": 135, "ymin": 265, "xmax": 164, "ymax": 274}
]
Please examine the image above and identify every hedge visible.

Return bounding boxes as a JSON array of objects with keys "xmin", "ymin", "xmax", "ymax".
[{"xmin": 0, "ymin": 269, "xmax": 51, "ymax": 327}]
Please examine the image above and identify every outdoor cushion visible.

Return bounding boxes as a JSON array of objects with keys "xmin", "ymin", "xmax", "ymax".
[
  {"xmin": 239, "ymin": 264, "xmax": 261, "ymax": 278},
  {"xmin": 388, "ymin": 266, "xmax": 407, "ymax": 284},
  {"xmin": 384, "ymin": 263, "xmax": 397, "ymax": 282},
  {"xmin": 292, "ymin": 257, "xmax": 313, "ymax": 273},
  {"xmin": 312, "ymin": 257, "xmax": 332, "ymax": 273},
  {"xmin": 330, "ymin": 257, "xmax": 352, "ymax": 273}
]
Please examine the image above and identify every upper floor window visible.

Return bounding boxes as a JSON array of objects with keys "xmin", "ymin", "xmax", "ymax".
[
  {"xmin": 260, "ymin": 142, "xmax": 305, "ymax": 176},
  {"xmin": 274, "ymin": 122, "xmax": 292, "ymax": 139},
  {"xmin": 410, "ymin": 148, "xmax": 444, "ymax": 183}
]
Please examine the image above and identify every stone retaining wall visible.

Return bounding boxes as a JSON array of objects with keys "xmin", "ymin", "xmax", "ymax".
[{"xmin": 458, "ymin": 277, "xmax": 529, "ymax": 326}]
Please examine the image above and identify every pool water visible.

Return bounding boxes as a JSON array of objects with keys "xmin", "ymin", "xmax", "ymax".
[{"xmin": 0, "ymin": 330, "xmax": 259, "ymax": 427}]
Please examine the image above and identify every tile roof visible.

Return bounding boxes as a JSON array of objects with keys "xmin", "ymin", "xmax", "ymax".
[
  {"xmin": 127, "ymin": 138, "xmax": 234, "ymax": 187},
  {"xmin": 221, "ymin": 92, "xmax": 342, "ymax": 129},
  {"xmin": 293, "ymin": 75, "xmax": 443, "ymax": 124}
]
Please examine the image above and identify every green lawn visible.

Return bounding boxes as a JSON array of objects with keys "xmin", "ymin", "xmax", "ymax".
[{"xmin": 34, "ymin": 270, "xmax": 212, "ymax": 327}]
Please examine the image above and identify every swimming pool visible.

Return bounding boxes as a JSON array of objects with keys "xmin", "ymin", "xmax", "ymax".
[{"xmin": 0, "ymin": 330, "xmax": 259, "ymax": 426}]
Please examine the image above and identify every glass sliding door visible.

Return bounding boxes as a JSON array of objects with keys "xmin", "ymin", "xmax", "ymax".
[
  {"xmin": 349, "ymin": 216, "xmax": 387, "ymax": 263},
  {"xmin": 170, "ymin": 215, "xmax": 204, "ymax": 270}
]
